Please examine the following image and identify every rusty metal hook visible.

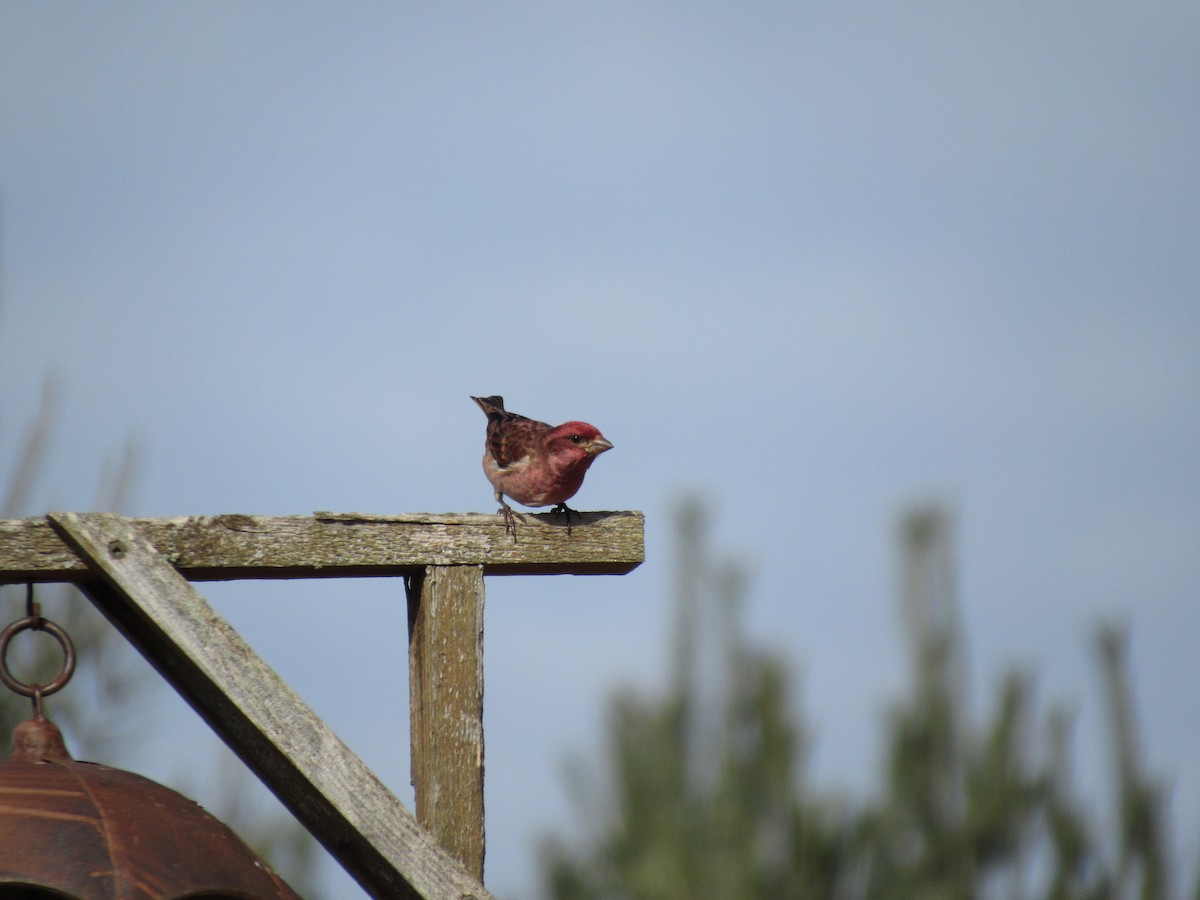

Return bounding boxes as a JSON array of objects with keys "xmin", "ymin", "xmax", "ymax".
[{"xmin": 24, "ymin": 580, "xmax": 40, "ymax": 621}]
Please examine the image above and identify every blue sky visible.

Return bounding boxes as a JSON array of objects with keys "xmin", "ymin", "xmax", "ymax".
[{"xmin": 2, "ymin": 4, "xmax": 1198, "ymax": 896}]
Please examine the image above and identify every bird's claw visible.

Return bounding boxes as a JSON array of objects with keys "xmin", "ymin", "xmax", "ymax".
[
  {"xmin": 498, "ymin": 503, "xmax": 521, "ymax": 540},
  {"xmin": 551, "ymin": 502, "xmax": 580, "ymax": 536}
]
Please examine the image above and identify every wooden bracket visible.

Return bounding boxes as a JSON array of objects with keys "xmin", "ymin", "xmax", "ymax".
[
  {"xmin": 7, "ymin": 510, "xmax": 645, "ymax": 898},
  {"xmin": 48, "ymin": 512, "xmax": 493, "ymax": 900}
]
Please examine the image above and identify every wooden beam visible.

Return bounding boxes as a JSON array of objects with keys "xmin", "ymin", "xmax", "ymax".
[
  {"xmin": 48, "ymin": 512, "xmax": 494, "ymax": 900},
  {"xmin": 1, "ymin": 511, "xmax": 644, "ymax": 584},
  {"xmin": 407, "ymin": 566, "xmax": 486, "ymax": 881}
]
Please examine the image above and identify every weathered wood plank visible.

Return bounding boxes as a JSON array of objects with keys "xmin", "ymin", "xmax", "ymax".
[
  {"xmin": 407, "ymin": 566, "xmax": 486, "ymax": 882},
  {"xmin": 0, "ymin": 511, "xmax": 644, "ymax": 584},
  {"xmin": 48, "ymin": 512, "xmax": 495, "ymax": 900}
]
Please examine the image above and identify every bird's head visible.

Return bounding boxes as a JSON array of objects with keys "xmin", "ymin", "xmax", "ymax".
[{"xmin": 547, "ymin": 422, "xmax": 614, "ymax": 459}]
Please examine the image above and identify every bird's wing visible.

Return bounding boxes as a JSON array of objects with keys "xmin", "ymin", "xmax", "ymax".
[{"xmin": 487, "ymin": 413, "xmax": 548, "ymax": 469}]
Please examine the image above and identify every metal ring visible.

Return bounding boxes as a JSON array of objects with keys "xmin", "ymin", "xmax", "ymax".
[{"xmin": 0, "ymin": 615, "xmax": 77, "ymax": 699}]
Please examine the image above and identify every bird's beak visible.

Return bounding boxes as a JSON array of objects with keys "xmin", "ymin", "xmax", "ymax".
[{"xmin": 587, "ymin": 436, "xmax": 614, "ymax": 455}]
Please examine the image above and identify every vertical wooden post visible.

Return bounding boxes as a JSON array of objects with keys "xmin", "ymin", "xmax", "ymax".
[{"xmin": 406, "ymin": 565, "xmax": 486, "ymax": 882}]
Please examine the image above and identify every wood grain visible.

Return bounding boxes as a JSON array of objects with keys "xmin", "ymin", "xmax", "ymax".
[
  {"xmin": 1, "ymin": 511, "xmax": 644, "ymax": 584},
  {"xmin": 407, "ymin": 566, "xmax": 486, "ymax": 881}
]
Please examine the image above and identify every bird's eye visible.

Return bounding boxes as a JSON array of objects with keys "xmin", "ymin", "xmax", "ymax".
[{"xmin": 570, "ymin": 434, "xmax": 582, "ymax": 443}]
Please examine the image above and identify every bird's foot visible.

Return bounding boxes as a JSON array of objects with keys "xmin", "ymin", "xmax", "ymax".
[
  {"xmin": 498, "ymin": 502, "xmax": 522, "ymax": 540},
  {"xmin": 551, "ymin": 502, "xmax": 580, "ymax": 536}
]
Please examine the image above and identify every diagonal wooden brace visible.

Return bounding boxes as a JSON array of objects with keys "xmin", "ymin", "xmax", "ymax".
[{"xmin": 49, "ymin": 512, "xmax": 493, "ymax": 900}]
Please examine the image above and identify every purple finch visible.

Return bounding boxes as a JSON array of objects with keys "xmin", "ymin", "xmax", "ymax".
[{"xmin": 471, "ymin": 395, "xmax": 613, "ymax": 534}]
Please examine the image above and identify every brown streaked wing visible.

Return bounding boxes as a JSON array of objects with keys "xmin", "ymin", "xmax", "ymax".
[{"xmin": 487, "ymin": 413, "xmax": 549, "ymax": 468}]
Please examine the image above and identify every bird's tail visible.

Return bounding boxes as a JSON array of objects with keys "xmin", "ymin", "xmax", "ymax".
[{"xmin": 471, "ymin": 395, "xmax": 506, "ymax": 416}]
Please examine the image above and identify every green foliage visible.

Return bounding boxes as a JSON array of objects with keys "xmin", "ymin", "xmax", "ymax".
[{"xmin": 540, "ymin": 501, "xmax": 1185, "ymax": 900}]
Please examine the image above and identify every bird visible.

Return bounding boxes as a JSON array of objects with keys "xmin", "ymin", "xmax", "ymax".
[{"xmin": 471, "ymin": 395, "xmax": 613, "ymax": 535}]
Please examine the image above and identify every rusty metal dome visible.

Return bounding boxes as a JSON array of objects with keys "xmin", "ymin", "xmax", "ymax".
[{"xmin": 0, "ymin": 714, "xmax": 301, "ymax": 899}]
